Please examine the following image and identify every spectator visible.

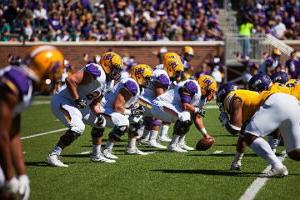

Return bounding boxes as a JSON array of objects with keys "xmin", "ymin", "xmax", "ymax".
[
  {"xmin": 271, "ymin": 15, "xmax": 286, "ymax": 39},
  {"xmin": 239, "ymin": 17, "xmax": 254, "ymax": 58},
  {"xmin": 286, "ymin": 50, "xmax": 300, "ymax": 79}
]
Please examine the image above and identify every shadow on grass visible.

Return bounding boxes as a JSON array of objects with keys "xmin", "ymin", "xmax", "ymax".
[
  {"xmin": 187, "ymin": 153, "xmax": 258, "ymax": 157},
  {"xmin": 152, "ymin": 169, "xmax": 261, "ymax": 177},
  {"xmin": 213, "ymin": 144, "xmax": 237, "ymax": 147},
  {"xmin": 25, "ymin": 161, "xmax": 75, "ymax": 168}
]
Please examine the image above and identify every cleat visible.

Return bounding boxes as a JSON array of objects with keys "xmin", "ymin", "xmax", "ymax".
[
  {"xmin": 103, "ymin": 148, "xmax": 119, "ymax": 160},
  {"xmin": 179, "ymin": 143, "xmax": 194, "ymax": 151},
  {"xmin": 260, "ymin": 165, "xmax": 288, "ymax": 178},
  {"xmin": 90, "ymin": 153, "xmax": 116, "ymax": 163},
  {"xmin": 167, "ymin": 144, "xmax": 188, "ymax": 153},
  {"xmin": 159, "ymin": 135, "xmax": 172, "ymax": 142},
  {"xmin": 149, "ymin": 140, "xmax": 167, "ymax": 149},
  {"xmin": 46, "ymin": 154, "xmax": 69, "ymax": 167},
  {"xmin": 126, "ymin": 147, "xmax": 149, "ymax": 155},
  {"xmin": 139, "ymin": 139, "xmax": 151, "ymax": 146},
  {"xmin": 230, "ymin": 161, "xmax": 241, "ymax": 171}
]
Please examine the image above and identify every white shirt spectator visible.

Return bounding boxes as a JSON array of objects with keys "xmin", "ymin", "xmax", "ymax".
[
  {"xmin": 34, "ymin": 8, "xmax": 48, "ymax": 20},
  {"xmin": 272, "ymin": 22, "xmax": 286, "ymax": 39}
]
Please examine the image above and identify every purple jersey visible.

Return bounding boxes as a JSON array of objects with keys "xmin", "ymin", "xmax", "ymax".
[{"xmin": 0, "ymin": 66, "xmax": 34, "ymax": 115}]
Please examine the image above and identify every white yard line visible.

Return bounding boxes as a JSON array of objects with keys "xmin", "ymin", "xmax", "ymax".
[
  {"xmin": 239, "ymin": 151, "xmax": 287, "ymax": 200},
  {"xmin": 32, "ymin": 100, "xmax": 51, "ymax": 105},
  {"xmin": 206, "ymin": 105, "xmax": 218, "ymax": 109},
  {"xmin": 21, "ymin": 128, "xmax": 68, "ymax": 140}
]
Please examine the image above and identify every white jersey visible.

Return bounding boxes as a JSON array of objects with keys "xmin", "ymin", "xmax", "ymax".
[
  {"xmin": 154, "ymin": 80, "xmax": 201, "ymax": 108},
  {"xmin": 139, "ymin": 68, "xmax": 170, "ymax": 105},
  {"xmin": 101, "ymin": 77, "xmax": 140, "ymax": 114},
  {"xmin": 56, "ymin": 63, "xmax": 106, "ymax": 103}
]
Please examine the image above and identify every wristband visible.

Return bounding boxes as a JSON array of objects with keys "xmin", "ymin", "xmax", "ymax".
[{"xmin": 200, "ymin": 128, "xmax": 207, "ymax": 135}]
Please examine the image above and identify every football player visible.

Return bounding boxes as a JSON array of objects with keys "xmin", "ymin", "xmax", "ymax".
[
  {"xmin": 0, "ymin": 45, "xmax": 64, "ymax": 199},
  {"xmin": 181, "ymin": 46, "xmax": 194, "ymax": 80},
  {"xmin": 101, "ymin": 64, "xmax": 153, "ymax": 160},
  {"xmin": 217, "ymin": 82, "xmax": 300, "ymax": 177},
  {"xmin": 270, "ymin": 71, "xmax": 289, "ymax": 84},
  {"xmin": 47, "ymin": 52, "xmax": 123, "ymax": 167},
  {"xmin": 151, "ymin": 79, "xmax": 213, "ymax": 152}
]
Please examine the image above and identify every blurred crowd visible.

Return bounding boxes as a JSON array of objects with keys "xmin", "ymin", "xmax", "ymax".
[
  {"xmin": 0, "ymin": 0, "xmax": 222, "ymax": 42},
  {"xmin": 238, "ymin": 0, "xmax": 300, "ymax": 40}
]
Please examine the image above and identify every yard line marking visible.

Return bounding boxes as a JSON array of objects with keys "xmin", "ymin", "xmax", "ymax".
[
  {"xmin": 213, "ymin": 150, "xmax": 224, "ymax": 154},
  {"xmin": 32, "ymin": 100, "xmax": 50, "ymax": 105},
  {"xmin": 239, "ymin": 151, "xmax": 287, "ymax": 200},
  {"xmin": 21, "ymin": 128, "xmax": 68, "ymax": 140},
  {"xmin": 77, "ymin": 151, "xmax": 91, "ymax": 155}
]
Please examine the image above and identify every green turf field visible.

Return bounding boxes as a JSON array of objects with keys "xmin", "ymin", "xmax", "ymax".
[{"xmin": 21, "ymin": 99, "xmax": 300, "ymax": 200}]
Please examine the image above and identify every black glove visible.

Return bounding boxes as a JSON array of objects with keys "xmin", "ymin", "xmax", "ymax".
[
  {"xmin": 131, "ymin": 106, "xmax": 145, "ymax": 116},
  {"xmin": 95, "ymin": 114, "xmax": 106, "ymax": 127},
  {"xmin": 74, "ymin": 99, "xmax": 87, "ymax": 109}
]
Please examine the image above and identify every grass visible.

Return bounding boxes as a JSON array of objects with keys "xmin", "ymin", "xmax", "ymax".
[{"xmin": 21, "ymin": 100, "xmax": 300, "ymax": 200}]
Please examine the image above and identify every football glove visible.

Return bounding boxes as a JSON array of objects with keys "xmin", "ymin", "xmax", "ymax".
[
  {"xmin": 95, "ymin": 114, "xmax": 106, "ymax": 127},
  {"xmin": 219, "ymin": 112, "xmax": 229, "ymax": 126},
  {"xmin": 131, "ymin": 106, "xmax": 145, "ymax": 117},
  {"xmin": 194, "ymin": 107, "xmax": 206, "ymax": 117},
  {"xmin": 74, "ymin": 99, "xmax": 87, "ymax": 109},
  {"xmin": 3, "ymin": 177, "xmax": 19, "ymax": 195},
  {"xmin": 18, "ymin": 175, "xmax": 30, "ymax": 200}
]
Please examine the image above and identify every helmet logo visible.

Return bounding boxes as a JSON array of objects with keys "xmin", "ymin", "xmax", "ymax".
[{"xmin": 102, "ymin": 54, "xmax": 113, "ymax": 62}]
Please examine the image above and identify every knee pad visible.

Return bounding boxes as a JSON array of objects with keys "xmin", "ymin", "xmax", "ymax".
[
  {"xmin": 59, "ymin": 129, "xmax": 80, "ymax": 146},
  {"xmin": 173, "ymin": 120, "xmax": 192, "ymax": 135},
  {"xmin": 91, "ymin": 127, "xmax": 105, "ymax": 138},
  {"xmin": 70, "ymin": 121, "xmax": 85, "ymax": 135},
  {"xmin": 109, "ymin": 126, "xmax": 128, "ymax": 141}
]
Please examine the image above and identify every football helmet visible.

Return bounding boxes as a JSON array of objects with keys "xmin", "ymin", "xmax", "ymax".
[
  {"xmin": 163, "ymin": 52, "xmax": 181, "ymax": 62},
  {"xmin": 272, "ymin": 48, "xmax": 282, "ymax": 56},
  {"xmin": 100, "ymin": 52, "xmax": 123, "ymax": 80},
  {"xmin": 216, "ymin": 82, "xmax": 237, "ymax": 106},
  {"xmin": 27, "ymin": 45, "xmax": 64, "ymax": 82},
  {"xmin": 270, "ymin": 71, "xmax": 289, "ymax": 84},
  {"xmin": 163, "ymin": 55, "xmax": 184, "ymax": 80},
  {"xmin": 248, "ymin": 73, "xmax": 272, "ymax": 92},
  {"xmin": 183, "ymin": 46, "xmax": 194, "ymax": 56},
  {"xmin": 197, "ymin": 75, "xmax": 217, "ymax": 96},
  {"xmin": 130, "ymin": 64, "xmax": 153, "ymax": 87},
  {"xmin": 286, "ymin": 79, "xmax": 300, "ymax": 87}
]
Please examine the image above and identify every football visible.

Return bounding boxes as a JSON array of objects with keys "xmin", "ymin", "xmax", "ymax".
[{"xmin": 196, "ymin": 136, "xmax": 215, "ymax": 151}]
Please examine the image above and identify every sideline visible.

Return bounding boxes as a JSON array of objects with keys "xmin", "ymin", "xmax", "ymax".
[{"xmin": 21, "ymin": 128, "xmax": 68, "ymax": 140}]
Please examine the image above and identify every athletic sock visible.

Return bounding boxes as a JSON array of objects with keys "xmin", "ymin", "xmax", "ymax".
[
  {"xmin": 105, "ymin": 141, "xmax": 114, "ymax": 151},
  {"xmin": 233, "ymin": 152, "xmax": 244, "ymax": 162},
  {"xmin": 250, "ymin": 137, "xmax": 283, "ymax": 169},
  {"xmin": 92, "ymin": 144, "xmax": 101, "ymax": 155},
  {"xmin": 149, "ymin": 130, "xmax": 159, "ymax": 141},
  {"xmin": 178, "ymin": 135, "xmax": 186, "ymax": 145},
  {"xmin": 137, "ymin": 125, "xmax": 145, "ymax": 138},
  {"xmin": 52, "ymin": 146, "xmax": 62, "ymax": 156},
  {"xmin": 160, "ymin": 124, "xmax": 170, "ymax": 137},
  {"xmin": 128, "ymin": 137, "xmax": 137, "ymax": 149},
  {"xmin": 141, "ymin": 130, "xmax": 150, "ymax": 140}
]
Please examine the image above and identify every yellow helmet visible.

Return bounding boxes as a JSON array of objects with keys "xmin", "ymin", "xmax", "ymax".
[
  {"xmin": 163, "ymin": 52, "xmax": 181, "ymax": 63},
  {"xmin": 272, "ymin": 48, "xmax": 282, "ymax": 56},
  {"xmin": 27, "ymin": 45, "xmax": 64, "ymax": 82},
  {"xmin": 286, "ymin": 79, "xmax": 300, "ymax": 87},
  {"xmin": 100, "ymin": 52, "xmax": 123, "ymax": 80},
  {"xmin": 130, "ymin": 64, "xmax": 153, "ymax": 86},
  {"xmin": 197, "ymin": 75, "xmax": 217, "ymax": 96},
  {"xmin": 163, "ymin": 57, "xmax": 184, "ymax": 79},
  {"xmin": 183, "ymin": 46, "xmax": 194, "ymax": 56}
]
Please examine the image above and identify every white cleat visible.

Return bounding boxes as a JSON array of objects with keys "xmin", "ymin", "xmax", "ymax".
[
  {"xmin": 126, "ymin": 147, "xmax": 149, "ymax": 155},
  {"xmin": 260, "ymin": 165, "xmax": 288, "ymax": 178},
  {"xmin": 167, "ymin": 144, "xmax": 188, "ymax": 153},
  {"xmin": 139, "ymin": 139, "xmax": 151, "ymax": 146},
  {"xmin": 179, "ymin": 143, "xmax": 195, "ymax": 151},
  {"xmin": 159, "ymin": 135, "xmax": 172, "ymax": 142},
  {"xmin": 149, "ymin": 140, "xmax": 167, "ymax": 149},
  {"xmin": 103, "ymin": 149, "xmax": 119, "ymax": 160},
  {"xmin": 90, "ymin": 153, "xmax": 116, "ymax": 163},
  {"xmin": 46, "ymin": 154, "xmax": 69, "ymax": 167},
  {"xmin": 230, "ymin": 161, "xmax": 242, "ymax": 171}
]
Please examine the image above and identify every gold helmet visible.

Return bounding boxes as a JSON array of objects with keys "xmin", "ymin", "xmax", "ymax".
[
  {"xmin": 163, "ymin": 52, "xmax": 181, "ymax": 62},
  {"xmin": 272, "ymin": 48, "xmax": 282, "ymax": 56},
  {"xmin": 130, "ymin": 64, "xmax": 153, "ymax": 86},
  {"xmin": 100, "ymin": 52, "xmax": 123, "ymax": 80},
  {"xmin": 183, "ymin": 46, "xmax": 194, "ymax": 56},
  {"xmin": 197, "ymin": 75, "xmax": 217, "ymax": 96},
  {"xmin": 163, "ymin": 54, "xmax": 184, "ymax": 79},
  {"xmin": 286, "ymin": 79, "xmax": 300, "ymax": 87},
  {"xmin": 27, "ymin": 45, "xmax": 64, "ymax": 82}
]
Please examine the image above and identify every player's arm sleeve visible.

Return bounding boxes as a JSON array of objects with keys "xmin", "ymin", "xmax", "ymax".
[{"xmin": 225, "ymin": 97, "xmax": 243, "ymax": 135}]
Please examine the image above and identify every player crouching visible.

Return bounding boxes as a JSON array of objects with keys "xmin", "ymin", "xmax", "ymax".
[{"xmin": 101, "ymin": 64, "xmax": 153, "ymax": 161}]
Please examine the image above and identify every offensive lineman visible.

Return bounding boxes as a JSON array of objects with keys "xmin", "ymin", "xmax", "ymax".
[{"xmin": 47, "ymin": 52, "xmax": 123, "ymax": 167}]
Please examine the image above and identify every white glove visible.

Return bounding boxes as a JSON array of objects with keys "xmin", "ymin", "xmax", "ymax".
[
  {"xmin": 18, "ymin": 175, "xmax": 30, "ymax": 200},
  {"xmin": 3, "ymin": 176, "xmax": 19, "ymax": 194},
  {"xmin": 219, "ymin": 112, "xmax": 229, "ymax": 126}
]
